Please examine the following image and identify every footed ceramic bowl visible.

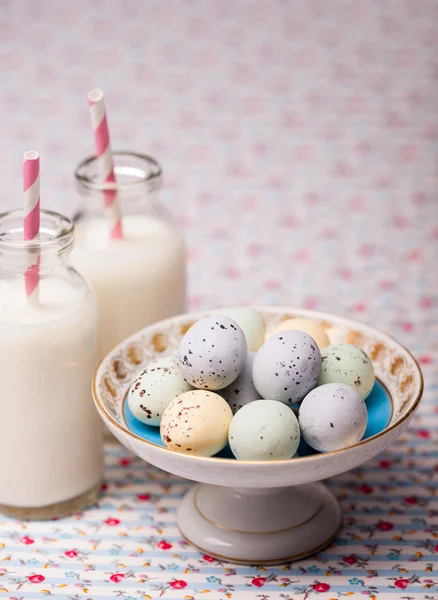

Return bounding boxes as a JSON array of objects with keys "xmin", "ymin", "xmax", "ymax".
[{"xmin": 93, "ymin": 307, "xmax": 423, "ymax": 565}]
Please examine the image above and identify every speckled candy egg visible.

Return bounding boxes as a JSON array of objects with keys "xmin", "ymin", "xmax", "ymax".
[
  {"xmin": 160, "ymin": 390, "xmax": 233, "ymax": 456},
  {"xmin": 252, "ymin": 330, "xmax": 321, "ymax": 404},
  {"xmin": 228, "ymin": 400, "xmax": 300, "ymax": 460},
  {"xmin": 318, "ymin": 344, "xmax": 375, "ymax": 399},
  {"xmin": 221, "ymin": 352, "xmax": 260, "ymax": 414},
  {"xmin": 270, "ymin": 317, "xmax": 330, "ymax": 349},
  {"xmin": 128, "ymin": 356, "xmax": 192, "ymax": 426},
  {"xmin": 299, "ymin": 383, "xmax": 368, "ymax": 452},
  {"xmin": 178, "ymin": 316, "xmax": 247, "ymax": 390},
  {"xmin": 214, "ymin": 307, "xmax": 265, "ymax": 351}
]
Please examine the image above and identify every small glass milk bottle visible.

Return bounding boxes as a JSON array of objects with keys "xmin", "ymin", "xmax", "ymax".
[
  {"xmin": 0, "ymin": 210, "xmax": 102, "ymax": 519},
  {"xmin": 72, "ymin": 152, "xmax": 186, "ymax": 358}
]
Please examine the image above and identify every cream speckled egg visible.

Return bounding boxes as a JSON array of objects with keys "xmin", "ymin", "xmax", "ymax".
[
  {"xmin": 221, "ymin": 352, "xmax": 260, "ymax": 414},
  {"xmin": 178, "ymin": 316, "xmax": 247, "ymax": 390},
  {"xmin": 228, "ymin": 400, "xmax": 300, "ymax": 460},
  {"xmin": 128, "ymin": 356, "xmax": 192, "ymax": 426},
  {"xmin": 160, "ymin": 390, "xmax": 233, "ymax": 456},
  {"xmin": 270, "ymin": 317, "xmax": 330, "ymax": 349},
  {"xmin": 213, "ymin": 307, "xmax": 265, "ymax": 351},
  {"xmin": 318, "ymin": 344, "xmax": 375, "ymax": 399},
  {"xmin": 252, "ymin": 330, "xmax": 321, "ymax": 404},
  {"xmin": 298, "ymin": 383, "xmax": 368, "ymax": 452}
]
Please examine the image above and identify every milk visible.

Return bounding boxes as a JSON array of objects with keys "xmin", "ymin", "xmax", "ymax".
[
  {"xmin": 0, "ymin": 278, "xmax": 102, "ymax": 509},
  {"xmin": 72, "ymin": 214, "xmax": 186, "ymax": 356}
]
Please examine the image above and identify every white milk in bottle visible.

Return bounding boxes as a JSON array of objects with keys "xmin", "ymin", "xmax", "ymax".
[
  {"xmin": 0, "ymin": 210, "xmax": 102, "ymax": 519},
  {"xmin": 72, "ymin": 152, "xmax": 186, "ymax": 357}
]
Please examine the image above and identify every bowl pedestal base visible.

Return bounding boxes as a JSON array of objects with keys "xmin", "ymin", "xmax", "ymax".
[{"xmin": 177, "ymin": 481, "xmax": 342, "ymax": 565}]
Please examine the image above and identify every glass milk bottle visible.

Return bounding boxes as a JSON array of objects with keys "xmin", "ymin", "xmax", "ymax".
[
  {"xmin": 72, "ymin": 152, "xmax": 186, "ymax": 358},
  {"xmin": 0, "ymin": 210, "xmax": 102, "ymax": 519}
]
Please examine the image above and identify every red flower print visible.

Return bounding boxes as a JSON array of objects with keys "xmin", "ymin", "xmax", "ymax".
[
  {"xmin": 251, "ymin": 577, "xmax": 267, "ymax": 587},
  {"xmin": 119, "ymin": 457, "xmax": 133, "ymax": 466},
  {"xmin": 342, "ymin": 555, "xmax": 357, "ymax": 565},
  {"xmin": 20, "ymin": 536, "xmax": 34, "ymax": 545},
  {"xmin": 170, "ymin": 580, "xmax": 187, "ymax": 589},
  {"xmin": 137, "ymin": 493, "xmax": 151, "ymax": 501},
  {"xmin": 379, "ymin": 459, "xmax": 392, "ymax": 469},
  {"xmin": 28, "ymin": 574, "xmax": 45, "ymax": 583},
  {"xmin": 394, "ymin": 578, "xmax": 410, "ymax": 589},
  {"xmin": 104, "ymin": 518, "xmax": 120, "ymax": 526},
  {"xmin": 203, "ymin": 554, "xmax": 215, "ymax": 562},
  {"xmin": 358, "ymin": 484, "xmax": 373, "ymax": 494},
  {"xmin": 419, "ymin": 355, "xmax": 432, "ymax": 365},
  {"xmin": 101, "ymin": 482, "xmax": 108, "ymax": 491},
  {"xmin": 64, "ymin": 550, "xmax": 78, "ymax": 558},
  {"xmin": 434, "ymin": 545, "xmax": 438, "ymax": 552},
  {"xmin": 157, "ymin": 540, "xmax": 172, "ymax": 550},
  {"xmin": 404, "ymin": 496, "xmax": 417, "ymax": 505},
  {"xmin": 376, "ymin": 521, "xmax": 393, "ymax": 531},
  {"xmin": 312, "ymin": 582, "xmax": 330, "ymax": 592},
  {"xmin": 110, "ymin": 573, "xmax": 125, "ymax": 583},
  {"xmin": 416, "ymin": 429, "xmax": 430, "ymax": 439}
]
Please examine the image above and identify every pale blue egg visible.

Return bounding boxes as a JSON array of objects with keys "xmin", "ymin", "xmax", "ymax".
[
  {"xmin": 213, "ymin": 307, "xmax": 265, "ymax": 352},
  {"xmin": 318, "ymin": 344, "xmax": 375, "ymax": 399},
  {"xmin": 228, "ymin": 400, "xmax": 300, "ymax": 460}
]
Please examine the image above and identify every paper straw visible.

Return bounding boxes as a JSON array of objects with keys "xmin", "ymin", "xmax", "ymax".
[
  {"xmin": 23, "ymin": 151, "xmax": 40, "ymax": 300},
  {"xmin": 87, "ymin": 88, "xmax": 123, "ymax": 239}
]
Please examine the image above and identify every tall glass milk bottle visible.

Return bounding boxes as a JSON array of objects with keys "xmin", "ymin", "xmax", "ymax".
[
  {"xmin": 0, "ymin": 210, "xmax": 102, "ymax": 519},
  {"xmin": 72, "ymin": 152, "xmax": 186, "ymax": 358}
]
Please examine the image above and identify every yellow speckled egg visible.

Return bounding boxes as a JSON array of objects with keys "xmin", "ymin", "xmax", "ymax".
[
  {"xmin": 160, "ymin": 390, "xmax": 233, "ymax": 457},
  {"xmin": 270, "ymin": 317, "xmax": 330, "ymax": 349}
]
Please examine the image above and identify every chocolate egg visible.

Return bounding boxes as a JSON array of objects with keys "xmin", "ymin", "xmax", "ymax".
[
  {"xmin": 128, "ymin": 356, "xmax": 192, "ymax": 426},
  {"xmin": 214, "ymin": 307, "xmax": 265, "ymax": 351},
  {"xmin": 318, "ymin": 344, "xmax": 375, "ymax": 399},
  {"xmin": 298, "ymin": 383, "xmax": 368, "ymax": 452},
  {"xmin": 270, "ymin": 317, "xmax": 330, "ymax": 349},
  {"xmin": 178, "ymin": 316, "xmax": 247, "ymax": 390},
  {"xmin": 160, "ymin": 390, "xmax": 232, "ymax": 456},
  {"xmin": 221, "ymin": 352, "xmax": 260, "ymax": 414},
  {"xmin": 229, "ymin": 400, "xmax": 300, "ymax": 460},
  {"xmin": 252, "ymin": 330, "xmax": 321, "ymax": 404}
]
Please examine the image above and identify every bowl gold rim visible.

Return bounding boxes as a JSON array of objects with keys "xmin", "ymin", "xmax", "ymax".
[{"xmin": 92, "ymin": 306, "xmax": 424, "ymax": 466}]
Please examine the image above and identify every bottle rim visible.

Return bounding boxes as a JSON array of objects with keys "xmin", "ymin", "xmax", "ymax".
[{"xmin": 0, "ymin": 209, "xmax": 74, "ymax": 252}]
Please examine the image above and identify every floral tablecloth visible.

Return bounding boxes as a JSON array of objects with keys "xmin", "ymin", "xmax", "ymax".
[{"xmin": 0, "ymin": 1, "xmax": 437, "ymax": 598}]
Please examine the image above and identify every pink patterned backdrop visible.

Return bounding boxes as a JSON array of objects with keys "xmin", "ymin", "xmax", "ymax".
[{"xmin": 0, "ymin": 1, "xmax": 437, "ymax": 598}]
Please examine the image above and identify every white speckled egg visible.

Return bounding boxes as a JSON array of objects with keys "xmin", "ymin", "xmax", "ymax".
[
  {"xmin": 318, "ymin": 344, "xmax": 375, "ymax": 399},
  {"xmin": 270, "ymin": 317, "xmax": 330, "ymax": 349},
  {"xmin": 252, "ymin": 330, "xmax": 321, "ymax": 404},
  {"xmin": 213, "ymin": 307, "xmax": 265, "ymax": 351},
  {"xmin": 298, "ymin": 383, "xmax": 368, "ymax": 452},
  {"xmin": 160, "ymin": 390, "xmax": 232, "ymax": 456},
  {"xmin": 228, "ymin": 400, "xmax": 300, "ymax": 460},
  {"xmin": 221, "ymin": 352, "xmax": 260, "ymax": 414},
  {"xmin": 178, "ymin": 316, "xmax": 247, "ymax": 390},
  {"xmin": 128, "ymin": 356, "xmax": 192, "ymax": 426}
]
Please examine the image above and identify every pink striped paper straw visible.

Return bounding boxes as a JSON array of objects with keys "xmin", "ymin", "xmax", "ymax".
[
  {"xmin": 87, "ymin": 88, "xmax": 123, "ymax": 239},
  {"xmin": 23, "ymin": 151, "xmax": 40, "ymax": 300}
]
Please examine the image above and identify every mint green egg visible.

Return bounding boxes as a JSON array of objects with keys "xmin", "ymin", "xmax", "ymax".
[
  {"xmin": 228, "ymin": 400, "xmax": 300, "ymax": 460},
  {"xmin": 317, "ymin": 344, "xmax": 375, "ymax": 399}
]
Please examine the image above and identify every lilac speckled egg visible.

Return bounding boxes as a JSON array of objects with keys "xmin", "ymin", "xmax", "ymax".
[
  {"xmin": 298, "ymin": 383, "xmax": 368, "ymax": 452},
  {"xmin": 160, "ymin": 390, "xmax": 233, "ymax": 456},
  {"xmin": 128, "ymin": 356, "xmax": 192, "ymax": 426},
  {"xmin": 317, "ymin": 344, "xmax": 375, "ymax": 399},
  {"xmin": 178, "ymin": 316, "xmax": 247, "ymax": 391},
  {"xmin": 221, "ymin": 352, "xmax": 260, "ymax": 414},
  {"xmin": 252, "ymin": 330, "xmax": 321, "ymax": 404}
]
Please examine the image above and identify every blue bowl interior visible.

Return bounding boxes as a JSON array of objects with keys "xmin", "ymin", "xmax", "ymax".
[{"xmin": 123, "ymin": 380, "xmax": 392, "ymax": 459}]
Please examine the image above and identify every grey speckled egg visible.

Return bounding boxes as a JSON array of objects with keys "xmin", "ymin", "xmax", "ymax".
[
  {"xmin": 178, "ymin": 316, "xmax": 247, "ymax": 391},
  {"xmin": 298, "ymin": 383, "xmax": 368, "ymax": 452},
  {"xmin": 213, "ymin": 307, "xmax": 265, "ymax": 352},
  {"xmin": 221, "ymin": 352, "xmax": 260, "ymax": 414},
  {"xmin": 318, "ymin": 344, "xmax": 375, "ymax": 399},
  {"xmin": 252, "ymin": 330, "xmax": 321, "ymax": 404},
  {"xmin": 128, "ymin": 356, "xmax": 192, "ymax": 426},
  {"xmin": 229, "ymin": 400, "xmax": 300, "ymax": 460}
]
